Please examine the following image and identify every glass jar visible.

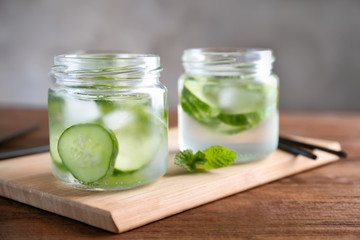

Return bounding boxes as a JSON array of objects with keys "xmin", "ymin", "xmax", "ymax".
[
  {"xmin": 48, "ymin": 53, "xmax": 168, "ymax": 190},
  {"xmin": 178, "ymin": 48, "xmax": 279, "ymax": 163}
]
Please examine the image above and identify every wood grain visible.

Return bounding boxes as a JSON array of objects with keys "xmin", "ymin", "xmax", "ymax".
[
  {"xmin": 0, "ymin": 109, "xmax": 360, "ymax": 239},
  {"xmin": 0, "ymin": 128, "xmax": 341, "ymax": 233}
]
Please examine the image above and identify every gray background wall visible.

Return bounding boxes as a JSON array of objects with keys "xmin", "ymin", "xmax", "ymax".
[{"xmin": 1, "ymin": 0, "xmax": 359, "ymax": 111}]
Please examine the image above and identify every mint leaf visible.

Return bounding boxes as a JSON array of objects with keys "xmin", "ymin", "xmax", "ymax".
[
  {"xmin": 174, "ymin": 146, "xmax": 237, "ymax": 172},
  {"xmin": 200, "ymin": 146, "xmax": 237, "ymax": 169},
  {"xmin": 174, "ymin": 149, "xmax": 207, "ymax": 172}
]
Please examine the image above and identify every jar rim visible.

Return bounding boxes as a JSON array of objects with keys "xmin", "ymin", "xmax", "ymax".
[
  {"xmin": 55, "ymin": 53, "xmax": 160, "ymax": 62},
  {"xmin": 182, "ymin": 47, "xmax": 274, "ymax": 75},
  {"xmin": 182, "ymin": 47, "xmax": 274, "ymax": 63},
  {"xmin": 52, "ymin": 52, "xmax": 162, "ymax": 80},
  {"xmin": 183, "ymin": 47, "xmax": 273, "ymax": 56},
  {"xmin": 55, "ymin": 52, "xmax": 159, "ymax": 60}
]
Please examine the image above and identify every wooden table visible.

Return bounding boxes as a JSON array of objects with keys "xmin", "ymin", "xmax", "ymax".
[{"xmin": 1, "ymin": 108, "xmax": 359, "ymax": 239}]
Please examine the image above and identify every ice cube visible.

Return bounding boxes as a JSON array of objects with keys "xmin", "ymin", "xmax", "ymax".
[
  {"xmin": 64, "ymin": 97, "xmax": 101, "ymax": 125},
  {"xmin": 102, "ymin": 110, "xmax": 135, "ymax": 130},
  {"xmin": 218, "ymin": 87, "xmax": 262, "ymax": 113}
]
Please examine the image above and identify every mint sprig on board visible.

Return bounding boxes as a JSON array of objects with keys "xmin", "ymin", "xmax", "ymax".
[{"xmin": 175, "ymin": 146, "xmax": 237, "ymax": 172}]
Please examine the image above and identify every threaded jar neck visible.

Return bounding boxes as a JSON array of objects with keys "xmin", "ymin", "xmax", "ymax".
[
  {"xmin": 182, "ymin": 48, "xmax": 274, "ymax": 76},
  {"xmin": 51, "ymin": 53, "xmax": 162, "ymax": 87}
]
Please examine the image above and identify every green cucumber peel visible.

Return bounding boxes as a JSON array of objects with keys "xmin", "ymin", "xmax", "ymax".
[{"xmin": 58, "ymin": 123, "xmax": 118, "ymax": 184}]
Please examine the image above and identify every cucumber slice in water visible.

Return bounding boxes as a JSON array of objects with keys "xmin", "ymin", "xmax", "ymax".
[
  {"xmin": 50, "ymin": 129, "xmax": 67, "ymax": 170},
  {"xmin": 184, "ymin": 78, "xmax": 219, "ymax": 109},
  {"xmin": 58, "ymin": 123, "xmax": 118, "ymax": 183},
  {"xmin": 113, "ymin": 125, "xmax": 161, "ymax": 172},
  {"xmin": 181, "ymin": 86, "xmax": 220, "ymax": 123},
  {"xmin": 102, "ymin": 105, "xmax": 164, "ymax": 172}
]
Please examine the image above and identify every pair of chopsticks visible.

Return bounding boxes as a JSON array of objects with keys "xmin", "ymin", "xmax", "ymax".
[
  {"xmin": 278, "ymin": 136, "xmax": 347, "ymax": 160},
  {"xmin": 0, "ymin": 124, "xmax": 49, "ymax": 160}
]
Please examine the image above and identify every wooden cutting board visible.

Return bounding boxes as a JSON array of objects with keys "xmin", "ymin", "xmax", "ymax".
[{"xmin": 0, "ymin": 128, "xmax": 342, "ymax": 233}]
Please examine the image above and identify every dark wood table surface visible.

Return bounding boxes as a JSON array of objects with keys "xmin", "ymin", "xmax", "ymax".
[{"xmin": 1, "ymin": 108, "xmax": 360, "ymax": 239}]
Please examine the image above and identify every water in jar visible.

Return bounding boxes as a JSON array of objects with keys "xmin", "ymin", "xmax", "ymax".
[
  {"xmin": 48, "ymin": 89, "xmax": 168, "ymax": 190},
  {"xmin": 178, "ymin": 74, "xmax": 278, "ymax": 163}
]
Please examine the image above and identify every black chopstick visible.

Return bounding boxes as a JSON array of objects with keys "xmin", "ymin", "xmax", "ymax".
[
  {"xmin": 0, "ymin": 124, "xmax": 40, "ymax": 146},
  {"xmin": 0, "ymin": 145, "xmax": 49, "ymax": 160},
  {"xmin": 278, "ymin": 141, "xmax": 317, "ymax": 160},
  {"xmin": 279, "ymin": 136, "xmax": 347, "ymax": 158}
]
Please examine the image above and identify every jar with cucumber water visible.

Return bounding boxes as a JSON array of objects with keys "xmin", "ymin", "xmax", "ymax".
[
  {"xmin": 48, "ymin": 53, "xmax": 168, "ymax": 190},
  {"xmin": 178, "ymin": 48, "xmax": 279, "ymax": 163}
]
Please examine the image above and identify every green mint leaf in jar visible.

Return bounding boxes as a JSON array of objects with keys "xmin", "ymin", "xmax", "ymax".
[{"xmin": 178, "ymin": 48, "xmax": 279, "ymax": 163}]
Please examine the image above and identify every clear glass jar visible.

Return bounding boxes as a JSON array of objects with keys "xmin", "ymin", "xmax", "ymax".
[
  {"xmin": 48, "ymin": 53, "xmax": 168, "ymax": 190},
  {"xmin": 178, "ymin": 48, "xmax": 279, "ymax": 163}
]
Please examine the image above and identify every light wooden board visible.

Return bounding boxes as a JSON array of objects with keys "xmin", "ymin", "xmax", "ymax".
[{"xmin": 0, "ymin": 128, "xmax": 342, "ymax": 233}]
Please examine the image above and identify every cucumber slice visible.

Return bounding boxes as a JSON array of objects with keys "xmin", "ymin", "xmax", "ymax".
[
  {"xmin": 184, "ymin": 78, "xmax": 219, "ymax": 109},
  {"xmin": 113, "ymin": 125, "xmax": 161, "ymax": 172},
  {"xmin": 181, "ymin": 86, "xmax": 220, "ymax": 123},
  {"xmin": 115, "ymin": 111, "xmax": 162, "ymax": 172},
  {"xmin": 58, "ymin": 123, "xmax": 118, "ymax": 183},
  {"xmin": 102, "ymin": 105, "xmax": 164, "ymax": 172},
  {"xmin": 49, "ymin": 129, "xmax": 68, "ymax": 171},
  {"xmin": 218, "ymin": 111, "xmax": 265, "ymax": 129}
]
